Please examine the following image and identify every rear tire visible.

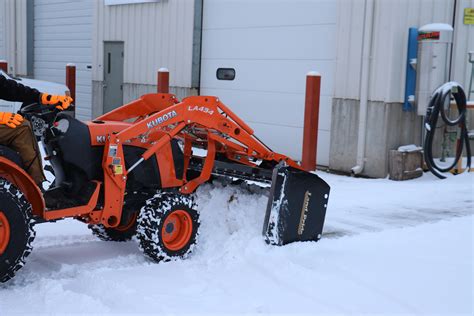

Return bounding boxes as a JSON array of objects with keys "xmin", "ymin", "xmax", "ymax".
[
  {"xmin": 0, "ymin": 178, "xmax": 35, "ymax": 283},
  {"xmin": 137, "ymin": 191, "xmax": 199, "ymax": 262},
  {"xmin": 88, "ymin": 212, "xmax": 138, "ymax": 242}
]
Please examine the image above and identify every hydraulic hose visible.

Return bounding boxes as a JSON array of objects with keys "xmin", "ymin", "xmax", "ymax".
[{"xmin": 423, "ymin": 82, "xmax": 471, "ymax": 179}]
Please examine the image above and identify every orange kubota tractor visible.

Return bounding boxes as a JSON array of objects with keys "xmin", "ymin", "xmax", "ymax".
[{"xmin": 0, "ymin": 93, "xmax": 330, "ymax": 282}]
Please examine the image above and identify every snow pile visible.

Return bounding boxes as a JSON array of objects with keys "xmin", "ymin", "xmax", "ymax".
[
  {"xmin": 397, "ymin": 144, "xmax": 422, "ymax": 152},
  {"xmin": 0, "ymin": 172, "xmax": 472, "ymax": 315}
]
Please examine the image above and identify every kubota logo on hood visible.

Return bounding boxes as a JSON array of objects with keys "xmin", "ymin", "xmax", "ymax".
[{"xmin": 147, "ymin": 110, "xmax": 177, "ymax": 129}]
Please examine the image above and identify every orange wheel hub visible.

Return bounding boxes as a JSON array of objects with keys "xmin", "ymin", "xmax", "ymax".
[
  {"xmin": 161, "ymin": 210, "xmax": 193, "ymax": 251},
  {"xmin": 0, "ymin": 211, "xmax": 11, "ymax": 255}
]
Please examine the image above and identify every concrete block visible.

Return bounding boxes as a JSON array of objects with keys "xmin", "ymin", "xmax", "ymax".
[{"xmin": 389, "ymin": 149, "xmax": 423, "ymax": 180}]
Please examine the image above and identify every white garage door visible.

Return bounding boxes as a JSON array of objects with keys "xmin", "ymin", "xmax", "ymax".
[
  {"xmin": 200, "ymin": 0, "xmax": 337, "ymax": 165},
  {"xmin": 34, "ymin": 0, "xmax": 93, "ymax": 120}
]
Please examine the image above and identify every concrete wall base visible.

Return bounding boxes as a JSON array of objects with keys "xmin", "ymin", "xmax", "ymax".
[{"xmin": 329, "ymin": 98, "xmax": 422, "ymax": 178}]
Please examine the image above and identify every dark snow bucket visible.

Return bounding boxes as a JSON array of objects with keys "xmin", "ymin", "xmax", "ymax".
[{"xmin": 263, "ymin": 164, "xmax": 330, "ymax": 246}]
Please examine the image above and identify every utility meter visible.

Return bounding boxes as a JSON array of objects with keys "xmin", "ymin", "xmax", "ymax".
[{"xmin": 415, "ymin": 23, "xmax": 453, "ymax": 116}]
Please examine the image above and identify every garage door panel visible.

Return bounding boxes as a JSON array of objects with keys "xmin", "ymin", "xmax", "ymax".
[
  {"xmin": 34, "ymin": 55, "xmax": 91, "ymax": 63},
  {"xmin": 35, "ymin": 47, "xmax": 90, "ymax": 57},
  {"xmin": 206, "ymin": 88, "xmax": 306, "ymax": 127},
  {"xmin": 35, "ymin": 40, "xmax": 92, "ymax": 49},
  {"xmin": 202, "ymin": 25, "xmax": 336, "ymax": 61},
  {"xmin": 35, "ymin": 31, "xmax": 92, "ymax": 41},
  {"xmin": 247, "ymin": 123, "xmax": 330, "ymax": 165},
  {"xmin": 201, "ymin": 59, "xmax": 334, "ymax": 95},
  {"xmin": 35, "ymin": 16, "xmax": 92, "ymax": 27},
  {"xmin": 201, "ymin": 1, "xmax": 336, "ymax": 166},
  {"xmin": 35, "ymin": 24, "xmax": 92, "ymax": 34},
  {"xmin": 316, "ymin": 130, "xmax": 330, "ymax": 166},
  {"xmin": 34, "ymin": 61, "xmax": 91, "ymax": 70},
  {"xmin": 35, "ymin": 0, "xmax": 92, "ymax": 121},
  {"xmin": 31, "ymin": 70, "xmax": 91, "ymax": 87},
  {"xmin": 35, "ymin": 8, "xmax": 92, "ymax": 19},
  {"xmin": 35, "ymin": 0, "xmax": 87, "ymax": 4},
  {"xmin": 250, "ymin": 123, "xmax": 304, "ymax": 161},
  {"xmin": 203, "ymin": 0, "xmax": 336, "ymax": 29},
  {"xmin": 203, "ymin": 88, "xmax": 332, "ymax": 131}
]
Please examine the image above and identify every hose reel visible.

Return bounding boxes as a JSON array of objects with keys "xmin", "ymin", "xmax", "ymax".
[{"xmin": 423, "ymin": 82, "xmax": 471, "ymax": 179}]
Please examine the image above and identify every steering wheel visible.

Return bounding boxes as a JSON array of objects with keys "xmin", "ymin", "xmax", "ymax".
[
  {"xmin": 19, "ymin": 102, "xmax": 61, "ymax": 116},
  {"xmin": 19, "ymin": 103, "xmax": 75, "ymax": 138}
]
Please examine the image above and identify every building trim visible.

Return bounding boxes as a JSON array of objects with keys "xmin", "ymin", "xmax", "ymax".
[
  {"xmin": 191, "ymin": 0, "xmax": 203, "ymax": 90},
  {"xmin": 26, "ymin": 0, "xmax": 34, "ymax": 77}
]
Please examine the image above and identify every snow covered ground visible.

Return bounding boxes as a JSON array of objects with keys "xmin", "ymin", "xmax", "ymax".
[{"xmin": 0, "ymin": 171, "xmax": 472, "ymax": 315}]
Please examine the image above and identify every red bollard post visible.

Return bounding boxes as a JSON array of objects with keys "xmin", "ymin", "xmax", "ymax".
[
  {"xmin": 157, "ymin": 68, "xmax": 169, "ymax": 93},
  {"xmin": 65, "ymin": 63, "xmax": 76, "ymax": 102},
  {"xmin": 0, "ymin": 60, "xmax": 8, "ymax": 73},
  {"xmin": 301, "ymin": 71, "xmax": 321, "ymax": 171}
]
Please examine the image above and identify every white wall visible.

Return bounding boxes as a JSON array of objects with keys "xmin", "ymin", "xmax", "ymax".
[
  {"xmin": 200, "ymin": 0, "xmax": 337, "ymax": 164},
  {"xmin": 93, "ymin": 0, "xmax": 195, "ymax": 87},
  {"xmin": 335, "ymin": 0, "xmax": 455, "ymax": 102}
]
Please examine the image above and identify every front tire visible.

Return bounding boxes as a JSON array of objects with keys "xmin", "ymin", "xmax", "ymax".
[
  {"xmin": 0, "ymin": 178, "xmax": 36, "ymax": 283},
  {"xmin": 88, "ymin": 212, "xmax": 138, "ymax": 242},
  {"xmin": 137, "ymin": 191, "xmax": 199, "ymax": 262}
]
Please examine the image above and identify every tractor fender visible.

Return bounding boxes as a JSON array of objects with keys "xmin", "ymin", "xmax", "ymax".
[{"xmin": 0, "ymin": 157, "xmax": 45, "ymax": 217}]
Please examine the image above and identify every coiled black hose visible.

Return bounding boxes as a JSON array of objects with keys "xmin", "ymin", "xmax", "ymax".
[{"xmin": 423, "ymin": 82, "xmax": 471, "ymax": 179}]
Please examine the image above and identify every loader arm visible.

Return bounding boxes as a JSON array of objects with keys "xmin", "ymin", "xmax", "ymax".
[
  {"xmin": 96, "ymin": 93, "xmax": 178, "ymax": 122},
  {"xmin": 100, "ymin": 95, "xmax": 303, "ymax": 227}
]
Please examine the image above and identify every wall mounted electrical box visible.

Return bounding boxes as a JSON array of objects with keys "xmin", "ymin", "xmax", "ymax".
[{"xmin": 415, "ymin": 23, "xmax": 453, "ymax": 116}]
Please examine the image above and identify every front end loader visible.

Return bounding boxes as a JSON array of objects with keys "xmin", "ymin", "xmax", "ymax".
[{"xmin": 0, "ymin": 93, "xmax": 330, "ymax": 282}]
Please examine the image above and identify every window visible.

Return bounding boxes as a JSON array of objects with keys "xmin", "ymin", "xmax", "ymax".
[{"xmin": 216, "ymin": 68, "xmax": 236, "ymax": 81}]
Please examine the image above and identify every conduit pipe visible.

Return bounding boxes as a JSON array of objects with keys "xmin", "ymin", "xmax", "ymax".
[{"xmin": 352, "ymin": 0, "xmax": 375, "ymax": 175}]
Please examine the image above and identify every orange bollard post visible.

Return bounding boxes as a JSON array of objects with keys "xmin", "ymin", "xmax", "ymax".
[
  {"xmin": 0, "ymin": 60, "xmax": 8, "ymax": 73},
  {"xmin": 157, "ymin": 68, "xmax": 169, "ymax": 93},
  {"xmin": 65, "ymin": 63, "xmax": 76, "ymax": 102},
  {"xmin": 301, "ymin": 71, "xmax": 321, "ymax": 171}
]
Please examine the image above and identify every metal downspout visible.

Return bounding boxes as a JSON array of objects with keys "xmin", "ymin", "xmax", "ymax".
[
  {"xmin": 351, "ymin": 0, "xmax": 375, "ymax": 175},
  {"xmin": 12, "ymin": 0, "xmax": 17, "ymax": 76}
]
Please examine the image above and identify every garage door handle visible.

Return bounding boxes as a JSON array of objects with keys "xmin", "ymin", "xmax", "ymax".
[{"xmin": 103, "ymin": 83, "xmax": 107, "ymax": 89}]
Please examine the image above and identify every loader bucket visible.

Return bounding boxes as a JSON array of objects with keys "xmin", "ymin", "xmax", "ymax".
[{"xmin": 263, "ymin": 164, "xmax": 330, "ymax": 246}]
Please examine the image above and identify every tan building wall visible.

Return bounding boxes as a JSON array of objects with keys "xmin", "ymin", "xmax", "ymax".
[
  {"xmin": 334, "ymin": 0, "xmax": 457, "ymax": 102},
  {"xmin": 92, "ymin": 0, "xmax": 196, "ymax": 87}
]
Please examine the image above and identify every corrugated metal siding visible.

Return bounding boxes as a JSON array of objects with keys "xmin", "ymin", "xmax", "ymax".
[
  {"xmin": 0, "ymin": 0, "xmax": 27, "ymax": 75},
  {"xmin": 15, "ymin": 0, "xmax": 27, "ymax": 75},
  {"xmin": 0, "ymin": 0, "xmax": 5, "ymax": 61},
  {"xmin": 335, "ymin": 0, "xmax": 455, "ymax": 102},
  {"xmin": 93, "ymin": 0, "xmax": 195, "ymax": 87},
  {"xmin": 34, "ymin": 0, "xmax": 93, "ymax": 120},
  {"xmin": 452, "ymin": 0, "xmax": 474, "ymax": 93}
]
